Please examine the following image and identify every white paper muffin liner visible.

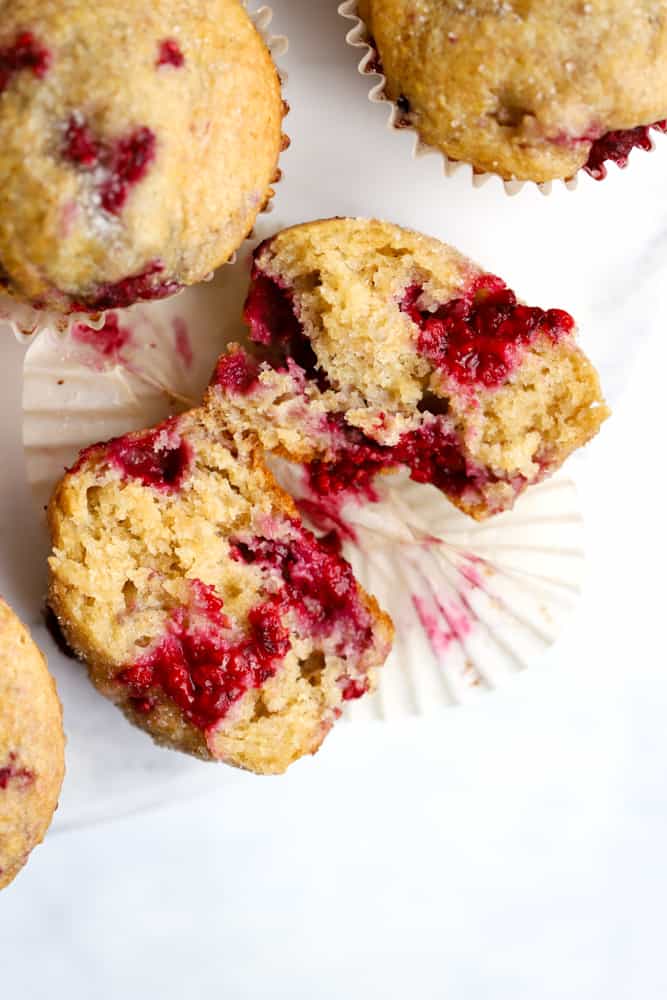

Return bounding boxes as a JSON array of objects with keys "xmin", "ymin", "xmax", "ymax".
[
  {"xmin": 0, "ymin": 2, "xmax": 288, "ymax": 341},
  {"xmin": 23, "ymin": 247, "xmax": 587, "ymax": 724},
  {"xmin": 338, "ymin": 0, "xmax": 665, "ymax": 197},
  {"xmin": 270, "ymin": 463, "xmax": 585, "ymax": 722}
]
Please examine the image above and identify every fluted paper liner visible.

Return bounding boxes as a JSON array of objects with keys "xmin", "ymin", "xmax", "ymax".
[{"xmin": 338, "ymin": 0, "xmax": 664, "ymax": 197}]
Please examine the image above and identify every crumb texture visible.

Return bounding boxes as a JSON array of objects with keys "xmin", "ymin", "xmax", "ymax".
[
  {"xmin": 209, "ymin": 218, "xmax": 609, "ymax": 520},
  {"xmin": 48, "ymin": 407, "xmax": 392, "ymax": 775}
]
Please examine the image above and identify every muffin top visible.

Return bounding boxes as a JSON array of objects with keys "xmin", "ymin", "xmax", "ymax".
[
  {"xmin": 0, "ymin": 0, "xmax": 284, "ymax": 311},
  {"xmin": 359, "ymin": 0, "xmax": 667, "ymax": 182},
  {"xmin": 0, "ymin": 599, "xmax": 65, "ymax": 890}
]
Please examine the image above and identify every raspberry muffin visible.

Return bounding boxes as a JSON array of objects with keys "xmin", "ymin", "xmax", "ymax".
[
  {"xmin": 0, "ymin": 599, "xmax": 65, "ymax": 890},
  {"xmin": 0, "ymin": 0, "xmax": 285, "ymax": 312},
  {"xmin": 356, "ymin": 0, "xmax": 667, "ymax": 182},
  {"xmin": 48, "ymin": 409, "xmax": 393, "ymax": 775},
  {"xmin": 208, "ymin": 218, "xmax": 609, "ymax": 520}
]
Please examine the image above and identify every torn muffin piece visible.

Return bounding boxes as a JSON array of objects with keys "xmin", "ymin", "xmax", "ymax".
[
  {"xmin": 0, "ymin": 0, "xmax": 286, "ymax": 312},
  {"xmin": 208, "ymin": 218, "xmax": 609, "ymax": 520},
  {"xmin": 48, "ymin": 406, "xmax": 393, "ymax": 776}
]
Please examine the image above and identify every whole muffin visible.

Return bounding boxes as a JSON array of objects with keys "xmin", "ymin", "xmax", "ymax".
[
  {"xmin": 0, "ymin": 599, "xmax": 65, "ymax": 890},
  {"xmin": 0, "ymin": 0, "xmax": 285, "ymax": 312},
  {"xmin": 48, "ymin": 408, "xmax": 393, "ymax": 775},
  {"xmin": 358, "ymin": 0, "xmax": 667, "ymax": 182},
  {"xmin": 209, "ymin": 218, "xmax": 609, "ymax": 520}
]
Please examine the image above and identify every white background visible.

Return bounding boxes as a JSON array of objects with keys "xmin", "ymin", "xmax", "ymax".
[{"xmin": 2, "ymin": 2, "xmax": 667, "ymax": 996}]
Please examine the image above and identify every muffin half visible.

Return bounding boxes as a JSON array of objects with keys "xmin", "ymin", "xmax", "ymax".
[
  {"xmin": 208, "ymin": 218, "xmax": 609, "ymax": 520},
  {"xmin": 48, "ymin": 407, "xmax": 393, "ymax": 775}
]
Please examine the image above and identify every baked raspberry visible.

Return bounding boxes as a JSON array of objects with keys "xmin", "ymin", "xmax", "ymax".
[
  {"xmin": 63, "ymin": 118, "xmax": 157, "ymax": 215},
  {"xmin": 118, "ymin": 586, "xmax": 290, "ymax": 732},
  {"xmin": 0, "ymin": 32, "xmax": 50, "ymax": 93},
  {"xmin": 358, "ymin": 0, "xmax": 667, "ymax": 183},
  {"xmin": 244, "ymin": 271, "xmax": 302, "ymax": 346},
  {"xmin": 208, "ymin": 219, "xmax": 609, "ymax": 520},
  {"xmin": 584, "ymin": 122, "xmax": 667, "ymax": 180},
  {"xmin": 105, "ymin": 423, "xmax": 193, "ymax": 492},
  {"xmin": 157, "ymin": 40, "xmax": 185, "ymax": 69},
  {"xmin": 72, "ymin": 313, "xmax": 131, "ymax": 359},
  {"xmin": 63, "ymin": 117, "xmax": 100, "ymax": 168},
  {"xmin": 243, "ymin": 271, "xmax": 329, "ymax": 389},
  {"xmin": 73, "ymin": 261, "xmax": 182, "ymax": 312},
  {"xmin": 402, "ymin": 277, "xmax": 575, "ymax": 388},
  {"xmin": 213, "ymin": 349, "xmax": 261, "ymax": 395},
  {"xmin": 48, "ymin": 406, "xmax": 392, "ymax": 774},
  {"xmin": 231, "ymin": 521, "xmax": 376, "ymax": 653}
]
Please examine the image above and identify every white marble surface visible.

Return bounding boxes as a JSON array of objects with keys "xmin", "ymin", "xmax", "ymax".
[{"xmin": 2, "ymin": 1, "xmax": 667, "ymax": 995}]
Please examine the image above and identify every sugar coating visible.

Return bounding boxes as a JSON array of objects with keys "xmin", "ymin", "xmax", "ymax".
[
  {"xmin": 358, "ymin": 0, "xmax": 667, "ymax": 182},
  {"xmin": 48, "ymin": 408, "xmax": 393, "ymax": 775},
  {"xmin": 208, "ymin": 218, "xmax": 609, "ymax": 520},
  {"xmin": 0, "ymin": 599, "xmax": 65, "ymax": 890},
  {"xmin": 0, "ymin": 0, "xmax": 285, "ymax": 311}
]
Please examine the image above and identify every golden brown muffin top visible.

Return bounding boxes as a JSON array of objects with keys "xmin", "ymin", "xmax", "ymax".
[
  {"xmin": 360, "ymin": 0, "xmax": 667, "ymax": 181},
  {"xmin": 0, "ymin": 0, "xmax": 284, "ymax": 309}
]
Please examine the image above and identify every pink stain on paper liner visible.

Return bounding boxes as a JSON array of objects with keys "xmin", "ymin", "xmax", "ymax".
[
  {"xmin": 71, "ymin": 312, "xmax": 132, "ymax": 365},
  {"xmin": 117, "ymin": 523, "xmax": 378, "ymax": 732},
  {"xmin": 296, "ymin": 494, "xmax": 359, "ymax": 549},
  {"xmin": 410, "ymin": 552, "xmax": 488, "ymax": 667},
  {"xmin": 173, "ymin": 317, "xmax": 193, "ymax": 369},
  {"xmin": 412, "ymin": 594, "xmax": 473, "ymax": 658}
]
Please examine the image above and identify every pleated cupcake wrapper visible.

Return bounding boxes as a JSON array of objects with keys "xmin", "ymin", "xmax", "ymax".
[
  {"xmin": 1, "ymin": 2, "xmax": 289, "ymax": 342},
  {"xmin": 23, "ymin": 253, "xmax": 587, "ymax": 724},
  {"xmin": 338, "ymin": 0, "xmax": 664, "ymax": 198},
  {"xmin": 270, "ymin": 462, "xmax": 586, "ymax": 722}
]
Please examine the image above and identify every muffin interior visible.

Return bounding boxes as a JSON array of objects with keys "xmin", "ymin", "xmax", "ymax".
[
  {"xmin": 209, "ymin": 219, "xmax": 609, "ymax": 519},
  {"xmin": 48, "ymin": 407, "xmax": 392, "ymax": 774}
]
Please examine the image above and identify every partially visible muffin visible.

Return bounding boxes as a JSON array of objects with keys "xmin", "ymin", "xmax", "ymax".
[
  {"xmin": 0, "ymin": 0, "xmax": 286, "ymax": 312},
  {"xmin": 208, "ymin": 218, "xmax": 609, "ymax": 520},
  {"xmin": 48, "ymin": 408, "xmax": 393, "ymax": 775},
  {"xmin": 0, "ymin": 599, "xmax": 65, "ymax": 890},
  {"xmin": 357, "ymin": 0, "xmax": 667, "ymax": 182}
]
